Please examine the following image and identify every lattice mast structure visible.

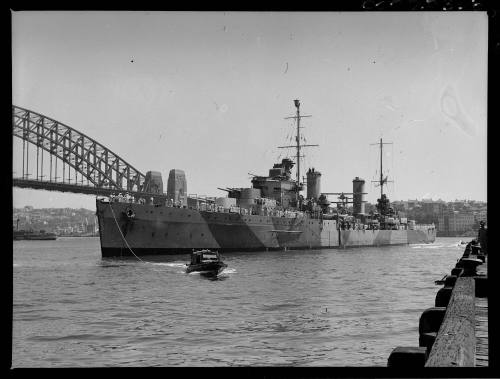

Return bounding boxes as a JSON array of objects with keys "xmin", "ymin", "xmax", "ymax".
[{"xmin": 278, "ymin": 99, "xmax": 318, "ymax": 201}]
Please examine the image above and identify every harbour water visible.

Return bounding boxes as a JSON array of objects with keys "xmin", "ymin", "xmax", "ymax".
[{"xmin": 13, "ymin": 236, "xmax": 466, "ymax": 367}]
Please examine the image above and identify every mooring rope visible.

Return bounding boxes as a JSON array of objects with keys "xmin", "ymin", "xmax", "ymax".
[
  {"xmin": 103, "ymin": 201, "xmax": 199, "ymax": 279},
  {"xmin": 108, "ymin": 201, "xmax": 146, "ymax": 263}
]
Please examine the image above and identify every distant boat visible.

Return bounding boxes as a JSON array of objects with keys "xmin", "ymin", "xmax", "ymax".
[
  {"xmin": 13, "ymin": 229, "xmax": 57, "ymax": 240},
  {"xmin": 186, "ymin": 249, "xmax": 227, "ymax": 277}
]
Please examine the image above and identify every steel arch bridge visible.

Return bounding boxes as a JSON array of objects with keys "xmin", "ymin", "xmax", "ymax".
[{"xmin": 12, "ymin": 105, "xmax": 163, "ymax": 199}]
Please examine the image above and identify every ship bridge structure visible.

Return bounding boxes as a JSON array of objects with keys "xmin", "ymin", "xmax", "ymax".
[{"xmin": 12, "ymin": 105, "xmax": 166, "ymax": 200}]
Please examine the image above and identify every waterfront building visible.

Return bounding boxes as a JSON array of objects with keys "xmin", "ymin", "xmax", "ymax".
[{"xmin": 437, "ymin": 210, "xmax": 476, "ymax": 236}]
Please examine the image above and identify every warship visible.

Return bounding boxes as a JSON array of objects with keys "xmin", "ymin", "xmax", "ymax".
[{"xmin": 96, "ymin": 100, "xmax": 436, "ymax": 257}]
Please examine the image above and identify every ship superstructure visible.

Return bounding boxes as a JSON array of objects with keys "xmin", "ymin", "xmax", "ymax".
[{"xmin": 96, "ymin": 100, "xmax": 435, "ymax": 257}]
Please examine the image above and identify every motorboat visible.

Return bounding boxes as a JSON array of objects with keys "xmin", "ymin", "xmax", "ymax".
[{"xmin": 186, "ymin": 249, "xmax": 227, "ymax": 276}]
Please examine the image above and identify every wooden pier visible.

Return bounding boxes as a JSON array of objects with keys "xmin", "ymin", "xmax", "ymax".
[
  {"xmin": 387, "ymin": 242, "xmax": 488, "ymax": 367},
  {"xmin": 474, "ymin": 260, "xmax": 488, "ymax": 367}
]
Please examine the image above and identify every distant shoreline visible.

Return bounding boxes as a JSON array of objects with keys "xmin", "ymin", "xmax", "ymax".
[{"xmin": 57, "ymin": 235, "xmax": 99, "ymax": 238}]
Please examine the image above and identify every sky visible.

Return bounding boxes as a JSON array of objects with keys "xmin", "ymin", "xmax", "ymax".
[{"xmin": 12, "ymin": 11, "xmax": 487, "ymax": 210}]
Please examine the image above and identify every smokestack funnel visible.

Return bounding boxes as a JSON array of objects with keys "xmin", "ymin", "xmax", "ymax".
[{"xmin": 353, "ymin": 176, "xmax": 366, "ymax": 215}]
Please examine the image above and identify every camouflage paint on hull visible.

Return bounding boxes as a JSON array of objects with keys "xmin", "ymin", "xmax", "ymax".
[
  {"xmin": 339, "ymin": 227, "xmax": 436, "ymax": 247},
  {"xmin": 96, "ymin": 200, "xmax": 435, "ymax": 257}
]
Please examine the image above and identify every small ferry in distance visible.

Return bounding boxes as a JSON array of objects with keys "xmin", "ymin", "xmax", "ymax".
[
  {"xmin": 186, "ymin": 250, "xmax": 227, "ymax": 277},
  {"xmin": 13, "ymin": 218, "xmax": 57, "ymax": 240},
  {"xmin": 13, "ymin": 229, "xmax": 57, "ymax": 241}
]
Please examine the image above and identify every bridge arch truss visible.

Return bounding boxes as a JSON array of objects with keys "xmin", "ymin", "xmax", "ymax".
[{"xmin": 12, "ymin": 105, "xmax": 147, "ymax": 194}]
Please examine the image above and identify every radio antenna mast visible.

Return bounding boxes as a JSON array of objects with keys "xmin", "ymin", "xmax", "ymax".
[
  {"xmin": 278, "ymin": 99, "xmax": 318, "ymax": 200},
  {"xmin": 370, "ymin": 138, "xmax": 393, "ymax": 198}
]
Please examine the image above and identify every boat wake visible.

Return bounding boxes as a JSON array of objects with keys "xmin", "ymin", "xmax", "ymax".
[
  {"xmin": 148, "ymin": 262, "xmax": 186, "ymax": 268},
  {"xmin": 220, "ymin": 268, "xmax": 237, "ymax": 275},
  {"xmin": 185, "ymin": 267, "xmax": 236, "ymax": 278},
  {"xmin": 411, "ymin": 244, "xmax": 442, "ymax": 249}
]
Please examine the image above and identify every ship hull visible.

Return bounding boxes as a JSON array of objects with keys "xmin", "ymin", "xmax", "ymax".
[{"xmin": 96, "ymin": 200, "xmax": 436, "ymax": 257}]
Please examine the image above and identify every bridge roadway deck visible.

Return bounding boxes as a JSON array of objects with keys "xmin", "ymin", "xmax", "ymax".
[{"xmin": 13, "ymin": 178, "xmax": 167, "ymax": 200}]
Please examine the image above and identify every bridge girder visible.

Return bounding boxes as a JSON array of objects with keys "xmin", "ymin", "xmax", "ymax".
[
  {"xmin": 12, "ymin": 178, "xmax": 166, "ymax": 201},
  {"xmin": 12, "ymin": 105, "xmax": 147, "ymax": 193}
]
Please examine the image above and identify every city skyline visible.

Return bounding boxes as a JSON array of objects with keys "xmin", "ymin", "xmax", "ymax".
[
  {"xmin": 12, "ymin": 196, "xmax": 489, "ymax": 212},
  {"xmin": 12, "ymin": 11, "xmax": 487, "ymax": 209}
]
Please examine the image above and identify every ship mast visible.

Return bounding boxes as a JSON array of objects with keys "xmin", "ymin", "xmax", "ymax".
[
  {"xmin": 279, "ymin": 99, "xmax": 318, "ymax": 200},
  {"xmin": 370, "ymin": 138, "xmax": 393, "ymax": 199}
]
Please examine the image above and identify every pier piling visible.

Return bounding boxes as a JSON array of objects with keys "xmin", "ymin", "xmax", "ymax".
[
  {"xmin": 435, "ymin": 286, "xmax": 453, "ymax": 307},
  {"xmin": 418, "ymin": 307, "xmax": 446, "ymax": 354},
  {"xmin": 387, "ymin": 241, "xmax": 488, "ymax": 367},
  {"xmin": 425, "ymin": 277, "xmax": 476, "ymax": 366},
  {"xmin": 387, "ymin": 346, "xmax": 428, "ymax": 367}
]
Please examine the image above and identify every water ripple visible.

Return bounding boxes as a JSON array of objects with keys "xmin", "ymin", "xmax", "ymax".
[{"xmin": 13, "ymin": 236, "xmax": 463, "ymax": 367}]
